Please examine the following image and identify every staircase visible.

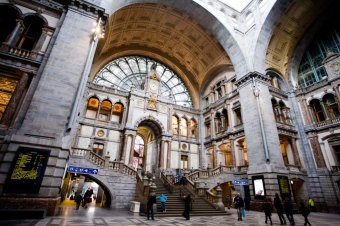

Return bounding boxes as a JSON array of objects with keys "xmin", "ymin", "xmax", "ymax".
[{"xmin": 152, "ymin": 177, "xmax": 228, "ymax": 217}]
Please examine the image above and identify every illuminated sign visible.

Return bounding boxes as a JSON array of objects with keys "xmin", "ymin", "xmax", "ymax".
[
  {"xmin": 277, "ymin": 175, "xmax": 291, "ymax": 197},
  {"xmin": 252, "ymin": 175, "xmax": 266, "ymax": 200},
  {"xmin": 4, "ymin": 147, "xmax": 50, "ymax": 194},
  {"xmin": 67, "ymin": 166, "xmax": 99, "ymax": 175}
]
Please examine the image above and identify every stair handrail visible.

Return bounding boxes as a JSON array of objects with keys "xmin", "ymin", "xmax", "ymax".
[
  {"xmin": 88, "ymin": 151, "xmax": 105, "ymax": 167},
  {"xmin": 206, "ymin": 189, "xmax": 217, "ymax": 205},
  {"xmin": 160, "ymin": 171, "xmax": 175, "ymax": 193}
]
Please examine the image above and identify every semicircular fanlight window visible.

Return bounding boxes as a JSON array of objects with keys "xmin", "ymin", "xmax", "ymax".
[{"xmin": 93, "ymin": 56, "xmax": 192, "ymax": 107}]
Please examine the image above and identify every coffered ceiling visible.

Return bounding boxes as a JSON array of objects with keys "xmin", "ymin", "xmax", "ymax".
[{"xmin": 92, "ymin": 3, "xmax": 232, "ymax": 97}]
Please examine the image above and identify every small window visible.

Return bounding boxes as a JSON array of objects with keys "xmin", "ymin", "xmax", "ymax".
[
  {"xmin": 112, "ymin": 103, "xmax": 124, "ymax": 123},
  {"xmin": 234, "ymin": 108, "xmax": 242, "ymax": 125},
  {"xmin": 93, "ymin": 143, "xmax": 104, "ymax": 156},
  {"xmin": 99, "ymin": 100, "xmax": 112, "ymax": 121},
  {"xmin": 180, "ymin": 118, "xmax": 187, "ymax": 136},
  {"xmin": 172, "ymin": 116, "xmax": 179, "ymax": 135},
  {"xmin": 181, "ymin": 155, "xmax": 188, "ymax": 169},
  {"xmin": 86, "ymin": 97, "xmax": 99, "ymax": 119}
]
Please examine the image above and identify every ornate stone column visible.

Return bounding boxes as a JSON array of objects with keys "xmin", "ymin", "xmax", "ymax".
[
  {"xmin": 332, "ymin": 85, "xmax": 340, "ymax": 110},
  {"xmin": 309, "ymin": 135, "xmax": 327, "ymax": 168},
  {"xmin": 210, "ymin": 110, "xmax": 215, "ymax": 138},
  {"xmin": 290, "ymin": 138, "xmax": 301, "ymax": 166},
  {"xmin": 1, "ymin": 72, "xmax": 30, "ymax": 126},
  {"xmin": 300, "ymin": 97, "xmax": 312, "ymax": 125},
  {"xmin": 129, "ymin": 134, "xmax": 136, "ymax": 165},
  {"xmin": 1, "ymin": 18, "xmax": 25, "ymax": 51},
  {"xmin": 167, "ymin": 141, "xmax": 171, "ymax": 168},
  {"xmin": 120, "ymin": 134, "xmax": 129, "ymax": 162},
  {"xmin": 307, "ymin": 105, "xmax": 316, "ymax": 124},
  {"xmin": 159, "ymin": 139, "xmax": 165, "ymax": 169},
  {"xmin": 320, "ymin": 100, "xmax": 330, "ymax": 120}
]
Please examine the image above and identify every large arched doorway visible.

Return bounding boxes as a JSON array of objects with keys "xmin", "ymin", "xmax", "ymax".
[
  {"xmin": 135, "ymin": 119, "xmax": 163, "ymax": 174},
  {"xmin": 60, "ymin": 172, "xmax": 112, "ymax": 209}
]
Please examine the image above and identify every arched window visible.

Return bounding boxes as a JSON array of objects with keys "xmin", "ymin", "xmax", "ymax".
[
  {"xmin": 0, "ymin": 5, "xmax": 20, "ymax": 44},
  {"xmin": 215, "ymin": 112, "xmax": 222, "ymax": 133},
  {"xmin": 172, "ymin": 116, "xmax": 179, "ymax": 135},
  {"xmin": 93, "ymin": 56, "xmax": 192, "ymax": 107},
  {"xmin": 180, "ymin": 118, "xmax": 188, "ymax": 136},
  {"xmin": 189, "ymin": 119, "xmax": 197, "ymax": 138},
  {"xmin": 310, "ymin": 99, "xmax": 325, "ymax": 122},
  {"xmin": 323, "ymin": 94, "xmax": 340, "ymax": 119},
  {"xmin": 16, "ymin": 15, "xmax": 45, "ymax": 50},
  {"xmin": 222, "ymin": 109, "xmax": 229, "ymax": 129},
  {"xmin": 298, "ymin": 22, "xmax": 339, "ymax": 88},
  {"xmin": 112, "ymin": 102, "xmax": 124, "ymax": 123},
  {"xmin": 271, "ymin": 98, "xmax": 279, "ymax": 123},
  {"xmin": 86, "ymin": 97, "xmax": 99, "ymax": 119},
  {"xmin": 99, "ymin": 100, "xmax": 112, "ymax": 121},
  {"xmin": 234, "ymin": 108, "xmax": 242, "ymax": 125}
]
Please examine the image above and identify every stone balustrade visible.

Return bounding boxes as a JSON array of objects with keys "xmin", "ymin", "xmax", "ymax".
[
  {"xmin": 7, "ymin": 46, "xmax": 43, "ymax": 62},
  {"xmin": 331, "ymin": 165, "xmax": 340, "ymax": 173},
  {"xmin": 70, "ymin": 149, "xmax": 137, "ymax": 177},
  {"xmin": 286, "ymin": 164, "xmax": 301, "ymax": 172}
]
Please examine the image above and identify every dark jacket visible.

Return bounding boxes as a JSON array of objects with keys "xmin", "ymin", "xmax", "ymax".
[
  {"xmin": 184, "ymin": 195, "xmax": 192, "ymax": 210},
  {"xmin": 147, "ymin": 195, "xmax": 157, "ymax": 208},
  {"xmin": 263, "ymin": 201, "xmax": 273, "ymax": 215},
  {"xmin": 274, "ymin": 197, "xmax": 284, "ymax": 213},
  {"xmin": 234, "ymin": 196, "xmax": 244, "ymax": 209},
  {"xmin": 299, "ymin": 205, "xmax": 310, "ymax": 217},
  {"xmin": 284, "ymin": 198, "xmax": 293, "ymax": 214}
]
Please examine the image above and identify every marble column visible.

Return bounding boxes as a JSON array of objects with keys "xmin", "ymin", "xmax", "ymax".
[
  {"xmin": 167, "ymin": 141, "xmax": 171, "ymax": 168},
  {"xmin": 1, "ymin": 72, "xmax": 30, "ymax": 126},
  {"xmin": 159, "ymin": 139, "xmax": 165, "ymax": 169},
  {"xmin": 129, "ymin": 134, "xmax": 136, "ymax": 165},
  {"xmin": 290, "ymin": 138, "xmax": 301, "ymax": 166},
  {"xmin": 320, "ymin": 101, "xmax": 330, "ymax": 120},
  {"xmin": 307, "ymin": 105, "xmax": 316, "ymax": 124},
  {"xmin": 120, "ymin": 134, "xmax": 129, "ymax": 162},
  {"xmin": 309, "ymin": 135, "xmax": 326, "ymax": 168},
  {"xmin": 1, "ymin": 18, "xmax": 24, "ymax": 50}
]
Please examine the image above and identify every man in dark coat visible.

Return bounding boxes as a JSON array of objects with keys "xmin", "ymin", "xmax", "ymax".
[
  {"xmin": 82, "ymin": 188, "xmax": 93, "ymax": 208},
  {"xmin": 299, "ymin": 202, "xmax": 311, "ymax": 226},
  {"xmin": 274, "ymin": 193, "xmax": 286, "ymax": 225},
  {"xmin": 183, "ymin": 194, "xmax": 192, "ymax": 220},
  {"xmin": 147, "ymin": 195, "xmax": 156, "ymax": 220},
  {"xmin": 75, "ymin": 193, "xmax": 83, "ymax": 210},
  {"xmin": 284, "ymin": 197, "xmax": 295, "ymax": 225}
]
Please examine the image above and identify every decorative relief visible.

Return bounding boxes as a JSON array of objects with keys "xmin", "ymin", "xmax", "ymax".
[
  {"xmin": 310, "ymin": 136, "xmax": 326, "ymax": 168},
  {"xmin": 147, "ymin": 95, "xmax": 157, "ymax": 110},
  {"xmin": 97, "ymin": 129, "xmax": 105, "ymax": 137}
]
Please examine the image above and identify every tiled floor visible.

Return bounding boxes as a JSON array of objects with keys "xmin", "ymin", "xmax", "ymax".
[{"xmin": 1, "ymin": 206, "xmax": 340, "ymax": 226}]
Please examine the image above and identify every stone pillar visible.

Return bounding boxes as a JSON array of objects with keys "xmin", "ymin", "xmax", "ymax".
[
  {"xmin": 215, "ymin": 183, "xmax": 225, "ymax": 211},
  {"xmin": 167, "ymin": 141, "xmax": 171, "ymax": 168},
  {"xmin": 121, "ymin": 134, "xmax": 129, "ymax": 162},
  {"xmin": 320, "ymin": 101, "xmax": 330, "ymax": 120},
  {"xmin": 221, "ymin": 115, "xmax": 225, "ymax": 130},
  {"xmin": 290, "ymin": 138, "xmax": 301, "ymax": 166},
  {"xmin": 237, "ymin": 72, "xmax": 285, "ymax": 173},
  {"xmin": 227, "ymin": 104, "xmax": 232, "ymax": 128},
  {"xmin": 1, "ymin": 72, "xmax": 30, "ymax": 126},
  {"xmin": 307, "ymin": 105, "xmax": 316, "ymax": 124},
  {"xmin": 332, "ymin": 85, "xmax": 340, "ymax": 110},
  {"xmin": 309, "ymin": 135, "xmax": 327, "ymax": 168},
  {"xmin": 34, "ymin": 27, "xmax": 50, "ymax": 53},
  {"xmin": 221, "ymin": 84, "xmax": 226, "ymax": 96},
  {"xmin": 129, "ymin": 134, "xmax": 136, "ymax": 165},
  {"xmin": 1, "ymin": 18, "xmax": 24, "ymax": 50},
  {"xmin": 299, "ymin": 97, "xmax": 312, "ymax": 125},
  {"xmin": 210, "ymin": 111, "xmax": 215, "ymax": 138},
  {"xmin": 159, "ymin": 139, "xmax": 165, "ymax": 169}
]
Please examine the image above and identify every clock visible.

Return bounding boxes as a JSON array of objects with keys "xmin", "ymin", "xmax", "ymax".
[{"xmin": 149, "ymin": 80, "xmax": 159, "ymax": 92}]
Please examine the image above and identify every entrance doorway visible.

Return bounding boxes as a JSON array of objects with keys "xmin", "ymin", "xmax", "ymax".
[
  {"xmin": 290, "ymin": 178, "xmax": 306, "ymax": 204},
  {"xmin": 134, "ymin": 119, "xmax": 162, "ymax": 174},
  {"xmin": 60, "ymin": 173, "xmax": 111, "ymax": 208}
]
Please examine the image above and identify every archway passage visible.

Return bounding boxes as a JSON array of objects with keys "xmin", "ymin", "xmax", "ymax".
[
  {"xmin": 60, "ymin": 173, "xmax": 112, "ymax": 209},
  {"xmin": 135, "ymin": 119, "xmax": 162, "ymax": 174}
]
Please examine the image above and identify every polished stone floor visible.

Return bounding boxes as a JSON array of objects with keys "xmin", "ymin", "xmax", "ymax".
[{"xmin": 1, "ymin": 206, "xmax": 340, "ymax": 226}]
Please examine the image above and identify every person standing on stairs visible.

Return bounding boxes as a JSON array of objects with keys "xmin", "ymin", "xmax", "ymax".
[
  {"xmin": 157, "ymin": 193, "xmax": 167, "ymax": 212},
  {"xmin": 147, "ymin": 194, "xmax": 157, "ymax": 220},
  {"xmin": 183, "ymin": 194, "xmax": 192, "ymax": 220}
]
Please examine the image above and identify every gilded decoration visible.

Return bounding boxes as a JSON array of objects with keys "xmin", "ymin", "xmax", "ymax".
[
  {"xmin": 147, "ymin": 95, "xmax": 157, "ymax": 110},
  {"xmin": 0, "ymin": 76, "xmax": 18, "ymax": 120}
]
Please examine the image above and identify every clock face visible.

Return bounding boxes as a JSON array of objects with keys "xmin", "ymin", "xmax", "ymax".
[{"xmin": 150, "ymin": 81, "xmax": 158, "ymax": 92}]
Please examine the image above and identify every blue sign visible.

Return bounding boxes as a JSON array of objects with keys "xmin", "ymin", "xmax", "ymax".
[
  {"xmin": 67, "ymin": 166, "xmax": 99, "ymax": 175},
  {"xmin": 233, "ymin": 179, "xmax": 249, "ymax": 185}
]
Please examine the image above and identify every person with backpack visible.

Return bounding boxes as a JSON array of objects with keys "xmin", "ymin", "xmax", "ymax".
[
  {"xmin": 299, "ymin": 202, "xmax": 311, "ymax": 226},
  {"xmin": 75, "ymin": 193, "xmax": 83, "ymax": 210},
  {"xmin": 263, "ymin": 197, "xmax": 273, "ymax": 225}
]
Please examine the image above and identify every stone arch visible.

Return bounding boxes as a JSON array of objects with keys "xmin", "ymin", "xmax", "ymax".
[
  {"xmin": 22, "ymin": 12, "xmax": 48, "ymax": 26},
  {"xmin": 83, "ymin": 174, "xmax": 113, "ymax": 208},
  {"xmin": 133, "ymin": 115, "xmax": 165, "ymax": 135},
  {"xmin": 94, "ymin": 0, "xmax": 248, "ymax": 85}
]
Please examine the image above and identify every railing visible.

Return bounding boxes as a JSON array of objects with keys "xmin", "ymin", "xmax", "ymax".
[
  {"xmin": 268, "ymin": 85, "xmax": 287, "ymax": 97},
  {"xmin": 206, "ymin": 190, "xmax": 217, "ymax": 204},
  {"xmin": 70, "ymin": 149, "xmax": 137, "ymax": 177},
  {"xmin": 160, "ymin": 172, "xmax": 175, "ymax": 193},
  {"xmin": 6, "ymin": 46, "xmax": 44, "ymax": 62},
  {"xmin": 237, "ymin": 165, "xmax": 248, "ymax": 172},
  {"xmin": 315, "ymin": 118, "xmax": 340, "ymax": 128}
]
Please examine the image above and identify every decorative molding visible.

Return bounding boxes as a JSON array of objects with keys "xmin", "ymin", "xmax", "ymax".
[{"xmin": 235, "ymin": 71, "xmax": 271, "ymax": 89}]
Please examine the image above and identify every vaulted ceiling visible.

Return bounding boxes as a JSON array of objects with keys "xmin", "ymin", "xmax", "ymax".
[
  {"xmin": 265, "ymin": 0, "xmax": 333, "ymax": 79},
  {"xmin": 92, "ymin": 3, "xmax": 232, "ymax": 104}
]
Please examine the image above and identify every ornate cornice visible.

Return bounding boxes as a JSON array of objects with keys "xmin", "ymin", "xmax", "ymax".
[
  {"xmin": 235, "ymin": 71, "xmax": 271, "ymax": 90},
  {"xmin": 68, "ymin": 0, "xmax": 108, "ymax": 22}
]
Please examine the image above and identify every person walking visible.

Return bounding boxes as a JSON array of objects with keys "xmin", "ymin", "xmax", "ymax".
[
  {"xmin": 263, "ymin": 197, "xmax": 273, "ymax": 225},
  {"xmin": 225, "ymin": 195, "xmax": 232, "ymax": 209},
  {"xmin": 75, "ymin": 193, "xmax": 83, "ymax": 210},
  {"xmin": 183, "ymin": 194, "xmax": 192, "ymax": 220},
  {"xmin": 157, "ymin": 193, "xmax": 167, "ymax": 212},
  {"xmin": 299, "ymin": 202, "xmax": 311, "ymax": 226},
  {"xmin": 82, "ymin": 188, "xmax": 93, "ymax": 208},
  {"xmin": 284, "ymin": 197, "xmax": 295, "ymax": 225},
  {"xmin": 147, "ymin": 194, "xmax": 157, "ymax": 220},
  {"xmin": 234, "ymin": 193, "xmax": 244, "ymax": 221},
  {"xmin": 308, "ymin": 197, "xmax": 315, "ymax": 212},
  {"xmin": 274, "ymin": 193, "xmax": 286, "ymax": 225}
]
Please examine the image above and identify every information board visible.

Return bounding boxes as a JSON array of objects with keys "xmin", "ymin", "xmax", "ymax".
[
  {"xmin": 277, "ymin": 175, "xmax": 291, "ymax": 197},
  {"xmin": 4, "ymin": 147, "xmax": 50, "ymax": 194}
]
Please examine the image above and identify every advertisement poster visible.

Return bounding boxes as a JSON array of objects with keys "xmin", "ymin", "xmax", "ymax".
[
  {"xmin": 4, "ymin": 147, "xmax": 50, "ymax": 194},
  {"xmin": 252, "ymin": 175, "xmax": 266, "ymax": 199},
  {"xmin": 277, "ymin": 175, "xmax": 291, "ymax": 197}
]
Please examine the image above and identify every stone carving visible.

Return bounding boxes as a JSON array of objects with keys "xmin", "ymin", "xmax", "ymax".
[{"xmin": 147, "ymin": 95, "xmax": 157, "ymax": 110}]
